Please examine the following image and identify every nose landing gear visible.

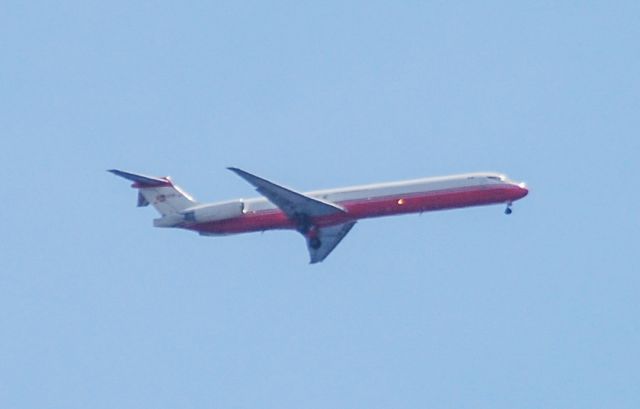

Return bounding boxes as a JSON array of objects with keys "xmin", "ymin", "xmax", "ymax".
[{"xmin": 504, "ymin": 202, "xmax": 513, "ymax": 215}]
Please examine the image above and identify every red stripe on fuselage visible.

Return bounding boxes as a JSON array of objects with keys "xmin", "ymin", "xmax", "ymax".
[{"xmin": 186, "ymin": 184, "xmax": 527, "ymax": 235}]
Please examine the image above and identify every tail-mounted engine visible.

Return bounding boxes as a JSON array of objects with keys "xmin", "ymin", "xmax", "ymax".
[{"xmin": 154, "ymin": 200, "xmax": 244, "ymax": 227}]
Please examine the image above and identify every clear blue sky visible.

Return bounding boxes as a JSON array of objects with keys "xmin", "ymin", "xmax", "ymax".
[{"xmin": 2, "ymin": 2, "xmax": 639, "ymax": 408}]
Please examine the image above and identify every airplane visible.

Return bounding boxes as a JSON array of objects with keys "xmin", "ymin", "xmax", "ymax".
[{"xmin": 109, "ymin": 168, "xmax": 528, "ymax": 263}]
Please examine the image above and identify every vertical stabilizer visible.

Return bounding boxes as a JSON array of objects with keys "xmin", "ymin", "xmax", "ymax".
[{"xmin": 109, "ymin": 169, "xmax": 197, "ymax": 215}]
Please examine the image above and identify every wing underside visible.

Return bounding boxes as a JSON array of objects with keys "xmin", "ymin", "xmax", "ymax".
[
  {"xmin": 228, "ymin": 167, "xmax": 355, "ymax": 263},
  {"xmin": 228, "ymin": 167, "xmax": 345, "ymax": 217},
  {"xmin": 306, "ymin": 222, "xmax": 357, "ymax": 264}
]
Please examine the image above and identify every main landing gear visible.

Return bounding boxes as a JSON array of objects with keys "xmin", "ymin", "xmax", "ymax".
[
  {"xmin": 504, "ymin": 202, "xmax": 513, "ymax": 215},
  {"xmin": 309, "ymin": 237, "xmax": 322, "ymax": 249},
  {"xmin": 296, "ymin": 215, "xmax": 322, "ymax": 249},
  {"xmin": 306, "ymin": 228, "xmax": 322, "ymax": 249}
]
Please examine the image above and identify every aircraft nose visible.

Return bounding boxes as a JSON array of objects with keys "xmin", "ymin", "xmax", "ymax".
[{"xmin": 518, "ymin": 182, "xmax": 529, "ymax": 198}]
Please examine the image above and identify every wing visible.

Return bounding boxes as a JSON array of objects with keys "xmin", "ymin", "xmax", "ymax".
[
  {"xmin": 228, "ymin": 167, "xmax": 345, "ymax": 218},
  {"xmin": 229, "ymin": 167, "xmax": 356, "ymax": 263},
  {"xmin": 307, "ymin": 222, "xmax": 357, "ymax": 264}
]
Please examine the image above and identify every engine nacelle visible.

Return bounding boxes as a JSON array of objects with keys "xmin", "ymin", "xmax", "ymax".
[
  {"xmin": 153, "ymin": 200, "xmax": 244, "ymax": 228},
  {"xmin": 153, "ymin": 213, "xmax": 184, "ymax": 227},
  {"xmin": 181, "ymin": 200, "xmax": 244, "ymax": 223}
]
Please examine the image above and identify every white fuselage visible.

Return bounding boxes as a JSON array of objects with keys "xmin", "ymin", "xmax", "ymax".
[{"xmin": 166, "ymin": 172, "xmax": 528, "ymax": 235}]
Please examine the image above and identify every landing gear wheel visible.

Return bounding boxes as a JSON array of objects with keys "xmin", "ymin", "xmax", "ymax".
[
  {"xmin": 504, "ymin": 203, "xmax": 513, "ymax": 215},
  {"xmin": 309, "ymin": 237, "xmax": 322, "ymax": 249}
]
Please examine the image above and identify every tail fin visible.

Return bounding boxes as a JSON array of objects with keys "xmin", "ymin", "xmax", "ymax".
[{"xmin": 109, "ymin": 169, "xmax": 197, "ymax": 215}]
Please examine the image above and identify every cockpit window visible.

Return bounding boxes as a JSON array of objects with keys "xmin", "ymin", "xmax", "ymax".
[{"xmin": 487, "ymin": 176, "xmax": 501, "ymax": 181}]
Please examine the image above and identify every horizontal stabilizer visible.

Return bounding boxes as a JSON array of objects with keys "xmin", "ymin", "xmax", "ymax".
[{"xmin": 108, "ymin": 169, "xmax": 171, "ymax": 188}]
